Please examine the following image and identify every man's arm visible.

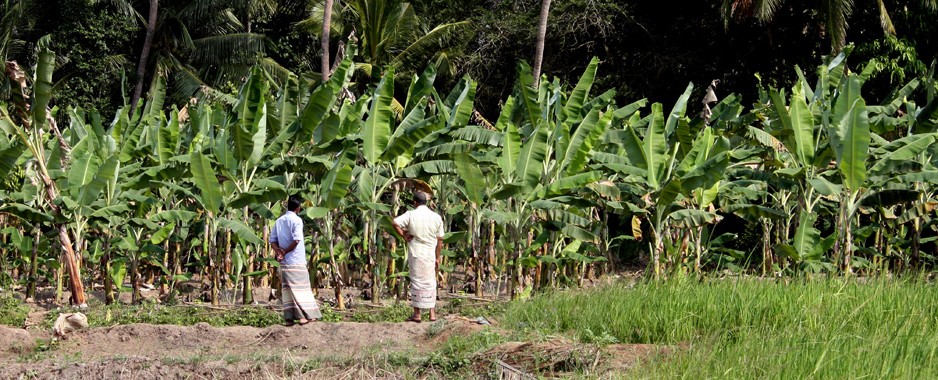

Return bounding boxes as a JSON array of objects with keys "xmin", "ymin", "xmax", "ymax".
[
  {"xmin": 269, "ymin": 224, "xmax": 283, "ymax": 259},
  {"xmin": 435, "ymin": 237, "xmax": 443, "ymax": 267},
  {"xmin": 392, "ymin": 221, "xmax": 412, "ymax": 242},
  {"xmin": 279, "ymin": 240, "xmax": 300, "ymax": 255}
]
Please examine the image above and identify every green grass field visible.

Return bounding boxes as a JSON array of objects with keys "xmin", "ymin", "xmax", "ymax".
[{"xmin": 500, "ymin": 278, "xmax": 938, "ymax": 378}]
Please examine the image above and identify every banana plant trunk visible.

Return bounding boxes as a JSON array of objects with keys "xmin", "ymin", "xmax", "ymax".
[
  {"xmin": 327, "ymin": 216, "xmax": 346, "ymax": 310},
  {"xmin": 103, "ymin": 230, "xmax": 114, "ymax": 304},
  {"xmin": 26, "ymin": 226, "xmax": 40, "ymax": 300},
  {"xmin": 761, "ymin": 221, "xmax": 773, "ymax": 276}
]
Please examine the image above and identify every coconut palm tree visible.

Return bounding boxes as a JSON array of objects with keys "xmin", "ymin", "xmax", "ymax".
[
  {"xmin": 297, "ymin": 0, "xmax": 469, "ymax": 79},
  {"xmin": 98, "ymin": 0, "xmax": 270, "ymax": 111},
  {"xmin": 531, "ymin": 0, "xmax": 550, "ymax": 86},
  {"xmin": 0, "ymin": 0, "xmax": 38, "ymax": 99},
  {"xmin": 721, "ymin": 0, "xmax": 938, "ymax": 53}
]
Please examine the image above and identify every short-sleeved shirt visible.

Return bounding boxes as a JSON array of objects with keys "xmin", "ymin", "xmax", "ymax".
[
  {"xmin": 394, "ymin": 205, "xmax": 445, "ymax": 259},
  {"xmin": 269, "ymin": 211, "xmax": 306, "ymax": 265}
]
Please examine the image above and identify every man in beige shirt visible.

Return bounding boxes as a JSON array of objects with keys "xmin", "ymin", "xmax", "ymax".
[{"xmin": 392, "ymin": 191, "xmax": 444, "ymax": 322}]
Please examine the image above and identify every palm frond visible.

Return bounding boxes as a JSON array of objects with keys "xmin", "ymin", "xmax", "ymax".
[
  {"xmin": 754, "ymin": 0, "xmax": 786, "ymax": 22},
  {"xmin": 819, "ymin": 0, "xmax": 854, "ymax": 53},
  {"xmin": 390, "ymin": 21, "xmax": 471, "ymax": 72},
  {"xmin": 876, "ymin": 0, "xmax": 896, "ymax": 35},
  {"xmin": 294, "ymin": 0, "xmax": 345, "ymax": 38},
  {"xmin": 89, "ymin": 0, "xmax": 145, "ymax": 25},
  {"xmin": 258, "ymin": 57, "xmax": 296, "ymax": 89},
  {"xmin": 190, "ymin": 33, "xmax": 266, "ymax": 66}
]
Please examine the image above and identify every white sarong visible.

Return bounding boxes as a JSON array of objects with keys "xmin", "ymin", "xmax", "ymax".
[{"xmin": 394, "ymin": 205, "xmax": 445, "ymax": 309}]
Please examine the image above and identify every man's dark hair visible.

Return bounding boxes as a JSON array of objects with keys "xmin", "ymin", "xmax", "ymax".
[
  {"xmin": 413, "ymin": 191, "xmax": 429, "ymax": 206},
  {"xmin": 287, "ymin": 196, "xmax": 303, "ymax": 211}
]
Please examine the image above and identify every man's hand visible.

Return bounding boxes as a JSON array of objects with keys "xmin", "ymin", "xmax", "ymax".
[
  {"xmin": 272, "ymin": 244, "xmax": 285, "ymax": 261},
  {"xmin": 404, "ymin": 232, "xmax": 413, "ymax": 242}
]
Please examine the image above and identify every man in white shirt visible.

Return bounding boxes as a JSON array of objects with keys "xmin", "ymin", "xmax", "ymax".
[
  {"xmin": 270, "ymin": 196, "xmax": 322, "ymax": 326},
  {"xmin": 392, "ymin": 191, "xmax": 445, "ymax": 322}
]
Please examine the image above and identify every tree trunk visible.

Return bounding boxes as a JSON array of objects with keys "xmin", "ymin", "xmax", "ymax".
[
  {"xmin": 329, "ymin": 232, "xmax": 346, "ymax": 310},
  {"xmin": 761, "ymin": 221, "xmax": 773, "ymax": 276},
  {"xmin": 26, "ymin": 227, "xmax": 40, "ymax": 300},
  {"xmin": 531, "ymin": 0, "xmax": 552, "ymax": 86},
  {"xmin": 321, "ymin": 0, "xmax": 334, "ymax": 82},
  {"xmin": 103, "ymin": 230, "xmax": 114, "ymax": 304},
  {"xmin": 130, "ymin": 0, "xmax": 159, "ymax": 115}
]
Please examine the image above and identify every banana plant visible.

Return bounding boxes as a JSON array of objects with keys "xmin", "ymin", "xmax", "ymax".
[
  {"xmin": 606, "ymin": 83, "xmax": 731, "ymax": 278},
  {"xmin": 0, "ymin": 42, "xmax": 88, "ymax": 305},
  {"xmin": 352, "ymin": 66, "xmax": 471, "ymax": 303}
]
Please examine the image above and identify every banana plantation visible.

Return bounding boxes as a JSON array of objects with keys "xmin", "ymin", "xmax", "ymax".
[{"xmin": 1, "ymin": 41, "xmax": 938, "ymax": 308}]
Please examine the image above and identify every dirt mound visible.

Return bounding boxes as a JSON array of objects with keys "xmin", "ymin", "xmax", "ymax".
[
  {"xmin": 480, "ymin": 339, "xmax": 671, "ymax": 378},
  {"xmin": 3, "ymin": 357, "xmax": 261, "ymax": 380},
  {"xmin": 54, "ymin": 320, "xmax": 439, "ymax": 361},
  {"xmin": 0, "ymin": 326, "xmax": 33, "ymax": 360},
  {"xmin": 0, "ymin": 317, "xmax": 665, "ymax": 379}
]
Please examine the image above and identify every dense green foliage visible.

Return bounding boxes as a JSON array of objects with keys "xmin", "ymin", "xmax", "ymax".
[
  {"xmin": 501, "ymin": 279, "xmax": 938, "ymax": 378},
  {"xmin": 0, "ymin": 0, "xmax": 935, "ymax": 119},
  {"xmin": 2, "ymin": 34, "xmax": 938, "ymax": 307},
  {"xmin": 1, "ymin": 0, "xmax": 938, "ymax": 310}
]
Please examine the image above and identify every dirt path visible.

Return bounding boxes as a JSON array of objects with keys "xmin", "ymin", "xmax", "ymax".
[
  {"xmin": 0, "ymin": 316, "xmax": 486, "ymax": 379},
  {"xmin": 0, "ymin": 314, "xmax": 666, "ymax": 379}
]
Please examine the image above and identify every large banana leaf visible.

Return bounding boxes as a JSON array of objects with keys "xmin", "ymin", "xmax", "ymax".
[
  {"xmin": 78, "ymin": 155, "xmax": 120, "ymax": 206},
  {"xmin": 150, "ymin": 210, "xmax": 197, "ymax": 223},
  {"xmin": 779, "ymin": 83, "xmax": 816, "ymax": 167},
  {"xmin": 835, "ymin": 97, "xmax": 869, "ymax": 191},
  {"xmin": 664, "ymin": 83, "xmax": 693, "ymax": 136},
  {"xmin": 644, "ymin": 103, "xmax": 669, "ymax": 188},
  {"xmin": 792, "ymin": 211, "xmax": 821, "ymax": 261},
  {"xmin": 870, "ymin": 133, "xmax": 936, "ymax": 173},
  {"xmin": 363, "ymin": 68, "xmax": 395, "ymax": 165},
  {"xmin": 383, "ymin": 101, "xmax": 444, "ymax": 163},
  {"xmin": 515, "ymin": 122, "xmax": 548, "ymax": 192},
  {"xmin": 293, "ymin": 58, "xmax": 352, "ymax": 145},
  {"xmin": 561, "ymin": 108, "xmax": 612, "ymax": 176},
  {"xmin": 832, "ymin": 74, "xmax": 862, "ymax": 128},
  {"xmin": 401, "ymin": 160, "xmax": 456, "ymax": 177},
  {"xmin": 233, "ymin": 68, "xmax": 268, "ymax": 136},
  {"xmin": 535, "ymin": 171, "xmax": 602, "ymax": 199},
  {"xmin": 140, "ymin": 75, "xmax": 166, "ymax": 122},
  {"xmin": 449, "ymin": 126, "xmax": 503, "ymax": 146},
  {"xmin": 247, "ymin": 103, "xmax": 268, "ymax": 167},
  {"xmin": 498, "ymin": 99, "xmax": 521, "ymax": 178},
  {"xmin": 668, "ymin": 209, "xmax": 718, "ymax": 228},
  {"xmin": 445, "ymin": 76, "xmax": 476, "ymax": 129},
  {"xmin": 858, "ymin": 189, "xmax": 920, "ymax": 208},
  {"xmin": 190, "ymin": 151, "xmax": 223, "ymax": 214},
  {"xmin": 516, "ymin": 62, "xmax": 542, "ymax": 128},
  {"xmin": 563, "ymin": 57, "xmax": 599, "ymax": 124},
  {"xmin": 454, "ymin": 152, "xmax": 485, "ymax": 205},
  {"xmin": 680, "ymin": 151, "xmax": 730, "ymax": 194},
  {"xmin": 32, "ymin": 48, "xmax": 54, "ymax": 130},
  {"xmin": 321, "ymin": 160, "xmax": 353, "ymax": 209},
  {"xmin": 676, "ymin": 126, "xmax": 715, "ymax": 177},
  {"xmin": 67, "ymin": 153, "xmax": 100, "ymax": 199},
  {"xmin": 404, "ymin": 65, "xmax": 436, "ymax": 115},
  {"xmin": 268, "ymin": 75, "xmax": 299, "ymax": 135},
  {"xmin": 154, "ymin": 113, "xmax": 178, "ymax": 165},
  {"xmin": 217, "ymin": 217, "xmax": 263, "ymax": 245},
  {"xmin": 230, "ymin": 71, "xmax": 269, "ymax": 167}
]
